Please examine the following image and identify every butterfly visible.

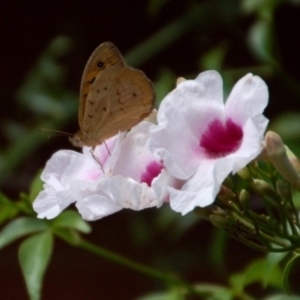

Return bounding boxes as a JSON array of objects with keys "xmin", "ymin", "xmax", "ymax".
[{"xmin": 69, "ymin": 42, "xmax": 155, "ymax": 149}]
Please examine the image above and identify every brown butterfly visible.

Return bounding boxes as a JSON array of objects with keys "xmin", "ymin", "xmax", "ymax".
[{"xmin": 69, "ymin": 42, "xmax": 155, "ymax": 148}]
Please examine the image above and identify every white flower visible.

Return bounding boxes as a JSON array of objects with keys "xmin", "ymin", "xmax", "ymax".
[
  {"xmin": 33, "ymin": 136, "xmax": 117, "ymax": 219},
  {"xmin": 76, "ymin": 121, "xmax": 170, "ymax": 221},
  {"xmin": 33, "ymin": 120, "xmax": 170, "ymax": 221},
  {"xmin": 150, "ymin": 70, "xmax": 269, "ymax": 215}
]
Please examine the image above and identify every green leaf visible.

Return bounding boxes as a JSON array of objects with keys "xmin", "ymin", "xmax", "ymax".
[
  {"xmin": 264, "ymin": 295, "xmax": 300, "ymax": 300},
  {"xmin": 0, "ymin": 192, "xmax": 19, "ymax": 224},
  {"xmin": 201, "ymin": 44, "xmax": 227, "ymax": 70},
  {"xmin": 147, "ymin": 0, "xmax": 170, "ymax": 16},
  {"xmin": 229, "ymin": 272, "xmax": 245, "ymax": 295},
  {"xmin": 0, "ymin": 217, "xmax": 48, "ymax": 250},
  {"xmin": 263, "ymin": 252, "xmax": 287, "ymax": 287},
  {"xmin": 194, "ymin": 284, "xmax": 233, "ymax": 300},
  {"xmin": 153, "ymin": 68, "xmax": 176, "ymax": 106},
  {"xmin": 137, "ymin": 284, "xmax": 233, "ymax": 300},
  {"xmin": 0, "ymin": 203, "xmax": 19, "ymax": 225},
  {"xmin": 54, "ymin": 227, "xmax": 82, "ymax": 246},
  {"xmin": 51, "ymin": 210, "xmax": 91, "ymax": 233},
  {"xmin": 230, "ymin": 258, "xmax": 282, "ymax": 294},
  {"xmin": 0, "ymin": 191, "xmax": 10, "ymax": 204},
  {"xmin": 28, "ymin": 171, "xmax": 43, "ymax": 202},
  {"xmin": 247, "ymin": 19, "xmax": 275, "ymax": 64},
  {"xmin": 282, "ymin": 252, "xmax": 300, "ymax": 295},
  {"xmin": 209, "ymin": 228, "xmax": 228, "ymax": 275},
  {"xmin": 19, "ymin": 231, "xmax": 53, "ymax": 300},
  {"xmin": 137, "ymin": 291, "xmax": 180, "ymax": 300},
  {"xmin": 270, "ymin": 112, "xmax": 300, "ymax": 141}
]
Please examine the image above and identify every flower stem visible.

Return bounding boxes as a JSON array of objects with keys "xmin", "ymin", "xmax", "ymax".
[
  {"xmin": 230, "ymin": 211, "xmax": 291, "ymax": 250},
  {"xmin": 77, "ymin": 238, "xmax": 201, "ymax": 296}
]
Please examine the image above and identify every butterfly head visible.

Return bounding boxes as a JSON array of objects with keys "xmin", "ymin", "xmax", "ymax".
[
  {"xmin": 69, "ymin": 132, "xmax": 85, "ymax": 148},
  {"xmin": 69, "ymin": 130, "xmax": 102, "ymax": 148}
]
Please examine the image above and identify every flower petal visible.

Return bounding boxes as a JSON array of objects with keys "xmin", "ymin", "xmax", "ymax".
[
  {"xmin": 150, "ymin": 72, "xmax": 226, "ymax": 179},
  {"xmin": 225, "ymin": 73, "xmax": 269, "ymax": 125},
  {"xmin": 76, "ymin": 194, "xmax": 122, "ymax": 221},
  {"xmin": 169, "ymin": 158, "xmax": 234, "ymax": 214},
  {"xmin": 152, "ymin": 71, "xmax": 269, "ymax": 215},
  {"xmin": 33, "ymin": 188, "xmax": 66, "ymax": 219},
  {"xmin": 194, "ymin": 70, "xmax": 223, "ymax": 104},
  {"xmin": 230, "ymin": 115, "xmax": 268, "ymax": 173},
  {"xmin": 101, "ymin": 176, "xmax": 159, "ymax": 210}
]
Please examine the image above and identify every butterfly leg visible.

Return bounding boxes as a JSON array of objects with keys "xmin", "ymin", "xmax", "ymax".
[
  {"xmin": 124, "ymin": 129, "xmax": 131, "ymax": 138},
  {"xmin": 90, "ymin": 147, "xmax": 105, "ymax": 173},
  {"xmin": 103, "ymin": 141, "xmax": 111, "ymax": 156}
]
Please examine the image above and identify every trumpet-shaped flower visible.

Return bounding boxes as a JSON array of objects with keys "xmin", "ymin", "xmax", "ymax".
[
  {"xmin": 33, "ymin": 120, "xmax": 169, "ymax": 221},
  {"xmin": 150, "ymin": 71, "xmax": 269, "ymax": 215}
]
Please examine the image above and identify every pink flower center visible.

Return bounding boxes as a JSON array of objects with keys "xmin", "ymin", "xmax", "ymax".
[
  {"xmin": 140, "ymin": 161, "xmax": 163, "ymax": 186},
  {"xmin": 200, "ymin": 118, "xmax": 243, "ymax": 158}
]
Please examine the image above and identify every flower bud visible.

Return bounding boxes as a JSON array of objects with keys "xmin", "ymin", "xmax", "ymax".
[
  {"xmin": 237, "ymin": 166, "xmax": 251, "ymax": 180},
  {"xmin": 218, "ymin": 184, "xmax": 235, "ymax": 201},
  {"xmin": 256, "ymin": 144, "xmax": 268, "ymax": 160},
  {"xmin": 252, "ymin": 179, "xmax": 277, "ymax": 198},
  {"xmin": 223, "ymin": 176, "xmax": 234, "ymax": 189},
  {"xmin": 194, "ymin": 207, "xmax": 212, "ymax": 220},
  {"xmin": 276, "ymin": 180, "xmax": 292, "ymax": 202},
  {"xmin": 209, "ymin": 207, "xmax": 229, "ymax": 228},
  {"xmin": 265, "ymin": 131, "xmax": 300, "ymax": 189},
  {"xmin": 209, "ymin": 214, "xmax": 229, "ymax": 228},
  {"xmin": 176, "ymin": 77, "xmax": 186, "ymax": 86},
  {"xmin": 239, "ymin": 189, "xmax": 250, "ymax": 211},
  {"xmin": 285, "ymin": 146, "xmax": 300, "ymax": 174}
]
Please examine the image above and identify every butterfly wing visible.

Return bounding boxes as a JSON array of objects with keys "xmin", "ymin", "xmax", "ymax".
[
  {"xmin": 81, "ymin": 66, "xmax": 155, "ymax": 143},
  {"xmin": 79, "ymin": 42, "xmax": 126, "ymax": 128}
]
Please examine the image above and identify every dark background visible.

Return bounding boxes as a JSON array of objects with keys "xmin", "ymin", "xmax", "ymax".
[{"xmin": 1, "ymin": 0, "xmax": 300, "ymax": 299}]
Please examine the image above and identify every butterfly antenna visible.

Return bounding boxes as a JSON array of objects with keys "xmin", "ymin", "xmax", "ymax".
[{"xmin": 40, "ymin": 128, "xmax": 73, "ymax": 137}]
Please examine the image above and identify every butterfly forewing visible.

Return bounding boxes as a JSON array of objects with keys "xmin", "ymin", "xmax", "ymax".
[
  {"xmin": 70, "ymin": 41, "xmax": 155, "ymax": 148},
  {"xmin": 79, "ymin": 42, "xmax": 126, "ymax": 128},
  {"xmin": 81, "ymin": 66, "xmax": 155, "ymax": 143}
]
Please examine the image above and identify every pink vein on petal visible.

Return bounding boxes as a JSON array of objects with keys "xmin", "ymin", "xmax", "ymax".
[
  {"xmin": 140, "ymin": 161, "xmax": 164, "ymax": 186},
  {"xmin": 200, "ymin": 118, "xmax": 243, "ymax": 158},
  {"xmin": 83, "ymin": 170, "xmax": 102, "ymax": 181}
]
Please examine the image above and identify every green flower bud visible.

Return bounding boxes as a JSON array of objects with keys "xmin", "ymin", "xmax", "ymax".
[
  {"xmin": 209, "ymin": 214, "xmax": 229, "ymax": 228},
  {"xmin": 265, "ymin": 131, "xmax": 300, "ymax": 189},
  {"xmin": 285, "ymin": 146, "xmax": 300, "ymax": 174},
  {"xmin": 276, "ymin": 180, "xmax": 292, "ymax": 202},
  {"xmin": 239, "ymin": 189, "xmax": 250, "ymax": 211},
  {"xmin": 217, "ymin": 185, "xmax": 236, "ymax": 201},
  {"xmin": 237, "ymin": 166, "xmax": 251, "ymax": 180},
  {"xmin": 223, "ymin": 176, "xmax": 234, "ymax": 189},
  {"xmin": 252, "ymin": 179, "xmax": 277, "ymax": 198},
  {"xmin": 194, "ymin": 207, "xmax": 212, "ymax": 220}
]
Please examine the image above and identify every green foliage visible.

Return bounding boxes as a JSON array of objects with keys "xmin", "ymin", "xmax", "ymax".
[
  {"xmin": 0, "ymin": 174, "xmax": 91, "ymax": 299},
  {"xmin": 1, "ymin": 0, "xmax": 300, "ymax": 299},
  {"xmin": 19, "ymin": 231, "xmax": 53, "ymax": 300},
  {"xmin": 282, "ymin": 252, "xmax": 300, "ymax": 294},
  {"xmin": 0, "ymin": 218, "xmax": 48, "ymax": 250},
  {"xmin": 229, "ymin": 259, "xmax": 282, "ymax": 294}
]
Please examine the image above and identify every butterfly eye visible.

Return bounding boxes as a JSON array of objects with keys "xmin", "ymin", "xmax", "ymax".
[
  {"xmin": 69, "ymin": 135, "xmax": 82, "ymax": 148},
  {"xmin": 97, "ymin": 61, "xmax": 104, "ymax": 68}
]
